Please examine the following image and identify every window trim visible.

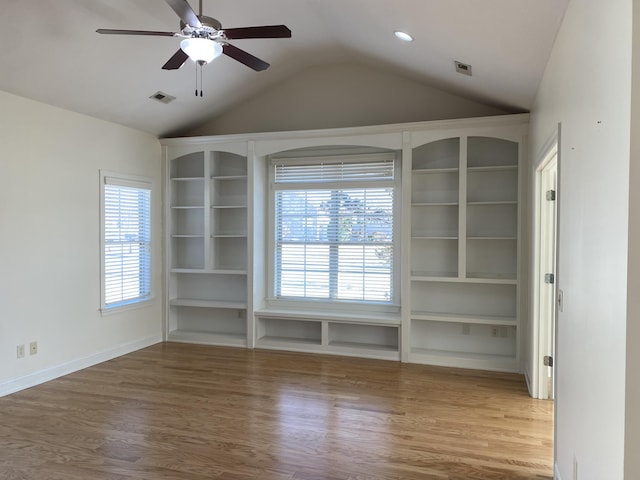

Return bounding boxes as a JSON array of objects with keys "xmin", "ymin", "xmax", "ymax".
[
  {"xmin": 266, "ymin": 150, "xmax": 402, "ymax": 311},
  {"xmin": 99, "ymin": 170, "xmax": 154, "ymax": 314}
]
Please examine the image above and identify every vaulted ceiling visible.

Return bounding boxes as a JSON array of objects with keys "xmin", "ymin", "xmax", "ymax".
[{"xmin": 0, "ymin": 0, "xmax": 568, "ymax": 137}]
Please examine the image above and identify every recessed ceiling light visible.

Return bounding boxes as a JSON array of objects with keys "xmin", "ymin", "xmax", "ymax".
[{"xmin": 394, "ymin": 31, "xmax": 413, "ymax": 42}]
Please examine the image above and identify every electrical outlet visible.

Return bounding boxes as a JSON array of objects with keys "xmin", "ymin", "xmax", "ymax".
[
  {"xmin": 29, "ymin": 341, "xmax": 38, "ymax": 356},
  {"xmin": 16, "ymin": 344, "xmax": 25, "ymax": 359},
  {"xmin": 491, "ymin": 327, "xmax": 508, "ymax": 338}
]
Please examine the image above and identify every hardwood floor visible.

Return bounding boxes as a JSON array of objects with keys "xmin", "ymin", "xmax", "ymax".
[{"xmin": 0, "ymin": 343, "xmax": 553, "ymax": 479}]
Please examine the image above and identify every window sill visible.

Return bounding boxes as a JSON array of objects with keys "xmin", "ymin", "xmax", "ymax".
[{"xmin": 100, "ymin": 297, "xmax": 155, "ymax": 317}]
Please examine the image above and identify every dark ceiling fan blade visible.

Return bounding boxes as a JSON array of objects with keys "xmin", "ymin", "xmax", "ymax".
[
  {"xmin": 222, "ymin": 25, "xmax": 292, "ymax": 40},
  {"xmin": 162, "ymin": 49, "xmax": 190, "ymax": 70},
  {"xmin": 96, "ymin": 28, "xmax": 176, "ymax": 37},
  {"xmin": 222, "ymin": 44, "xmax": 270, "ymax": 71},
  {"xmin": 165, "ymin": 0, "xmax": 201, "ymax": 27}
]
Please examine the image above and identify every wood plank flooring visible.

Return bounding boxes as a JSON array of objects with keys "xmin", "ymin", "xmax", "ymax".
[{"xmin": 0, "ymin": 343, "xmax": 553, "ymax": 479}]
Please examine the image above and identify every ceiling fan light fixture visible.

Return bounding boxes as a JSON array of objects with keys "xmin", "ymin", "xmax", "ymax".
[
  {"xmin": 394, "ymin": 30, "xmax": 413, "ymax": 42},
  {"xmin": 180, "ymin": 37, "xmax": 222, "ymax": 64}
]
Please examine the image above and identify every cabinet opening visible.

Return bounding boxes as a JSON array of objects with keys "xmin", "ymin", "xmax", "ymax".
[
  {"xmin": 172, "ymin": 237, "xmax": 205, "ymax": 270},
  {"xmin": 411, "ymin": 205, "xmax": 459, "ymax": 238},
  {"xmin": 175, "ymin": 273, "xmax": 247, "ymax": 303},
  {"xmin": 171, "ymin": 152, "xmax": 204, "ymax": 178},
  {"xmin": 466, "ymin": 239, "xmax": 517, "ymax": 280},
  {"xmin": 172, "ymin": 208, "xmax": 204, "ymax": 236},
  {"xmin": 467, "ymin": 203, "xmax": 517, "ymax": 238},
  {"xmin": 172, "ymin": 180, "xmax": 204, "ymax": 207},
  {"xmin": 328, "ymin": 323, "xmax": 398, "ymax": 351},
  {"xmin": 211, "ymin": 237, "xmax": 247, "ymax": 270},
  {"xmin": 211, "ymin": 208, "xmax": 247, "ymax": 237},
  {"xmin": 413, "ymin": 138, "xmax": 460, "ymax": 170},
  {"xmin": 257, "ymin": 318, "xmax": 322, "ymax": 345},
  {"xmin": 412, "ymin": 171, "xmax": 459, "ymax": 204},
  {"xmin": 411, "ymin": 238, "xmax": 458, "ymax": 278},
  {"xmin": 410, "ymin": 320, "xmax": 516, "ymax": 358},
  {"xmin": 411, "ymin": 282, "xmax": 516, "ymax": 318},
  {"xmin": 467, "ymin": 137, "xmax": 518, "ymax": 168},
  {"xmin": 171, "ymin": 306, "xmax": 247, "ymax": 336},
  {"xmin": 210, "ymin": 152, "xmax": 247, "ymax": 177}
]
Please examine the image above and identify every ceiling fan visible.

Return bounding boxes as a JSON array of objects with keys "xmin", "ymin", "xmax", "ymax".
[{"xmin": 96, "ymin": 0, "xmax": 291, "ymax": 72}]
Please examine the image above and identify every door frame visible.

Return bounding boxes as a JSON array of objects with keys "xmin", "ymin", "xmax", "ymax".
[{"xmin": 530, "ymin": 125, "xmax": 560, "ymax": 400}]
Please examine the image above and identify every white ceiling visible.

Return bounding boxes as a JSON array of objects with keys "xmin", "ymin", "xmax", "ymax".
[{"xmin": 0, "ymin": 0, "xmax": 569, "ymax": 137}]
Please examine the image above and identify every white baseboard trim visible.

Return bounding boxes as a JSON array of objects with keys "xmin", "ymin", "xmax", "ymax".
[
  {"xmin": 524, "ymin": 368, "xmax": 533, "ymax": 396},
  {"xmin": 555, "ymin": 462, "xmax": 562, "ymax": 480},
  {"xmin": 0, "ymin": 334, "xmax": 162, "ymax": 397}
]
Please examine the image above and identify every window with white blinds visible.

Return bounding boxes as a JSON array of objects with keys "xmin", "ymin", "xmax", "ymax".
[
  {"xmin": 271, "ymin": 153, "xmax": 397, "ymax": 304},
  {"xmin": 101, "ymin": 173, "xmax": 152, "ymax": 311}
]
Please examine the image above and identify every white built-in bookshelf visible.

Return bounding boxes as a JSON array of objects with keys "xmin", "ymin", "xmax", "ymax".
[
  {"xmin": 406, "ymin": 134, "xmax": 521, "ymax": 371},
  {"xmin": 167, "ymin": 145, "xmax": 249, "ymax": 346},
  {"xmin": 163, "ymin": 114, "xmax": 527, "ymax": 372}
]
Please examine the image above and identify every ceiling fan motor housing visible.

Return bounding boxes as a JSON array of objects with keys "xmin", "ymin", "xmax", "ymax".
[{"xmin": 180, "ymin": 16, "xmax": 223, "ymax": 38}]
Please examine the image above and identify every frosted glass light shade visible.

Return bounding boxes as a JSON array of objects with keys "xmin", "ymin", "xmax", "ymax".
[{"xmin": 180, "ymin": 38, "xmax": 223, "ymax": 64}]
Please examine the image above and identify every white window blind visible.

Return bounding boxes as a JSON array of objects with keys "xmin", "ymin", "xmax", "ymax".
[
  {"xmin": 102, "ymin": 176, "xmax": 151, "ymax": 310},
  {"xmin": 272, "ymin": 154, "xmax": 396, "ymax": 303}
]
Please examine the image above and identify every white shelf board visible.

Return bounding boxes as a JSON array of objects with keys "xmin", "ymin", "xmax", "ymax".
[
  {"xmin": 211, "ymin": 175, "xmax": 248, "ymax": 181},
  {"xmin": 467, "ymin": 201, "xmax": 517, "ymax": 206},
  {"xmin": 170, "ymin": 177, "xmax": 204, "ymax": 181},
  {"xmin": 169, "ymin": 298, "xmax": 247, "ymax": 309},
  {"xmin": 329, "ymin": 340, "xmax": 398, "ymax": 352},
  {"xmin": 411, "ymin": 274, "xmax": 460, "ymax": 282},
  {"xmin": 410, "ymin": 311, "xmax": 517, "ymax": 326},
  {"xmin": 210, "ymin": 205, "xmax": 247, "ymax": 209},
  {"xmin": 257, "ymin": 336, "xmax": 322, "ymax": 348},
  {"xmin": 411, "ymin": 274, "xmax": 515, "ymax": 284},
  {"xmin": 171, "ymin": 268, "xmax": 207, "ymax": 273},
  {"xmin": 170, "ymin": 268, "xmax": 247, "ymax": 275},
  {"xmin": 168, "ymin": 330, "xmax": 247, "ymax": 347},
  {"xmin": 412, "ymin": 202, "xmax": 459, "ymax": 207},
  {"xmin": 467, "ymin": 236, "xmax": 517, "ymax": 241},
  {"xmin": 171, "ymin": 205, "xmax": 205, "ymax": 209},
  {"xmin": 209, "ymin": 268, "xmax": 248, "ymax": 275},
  {"xmin": 211, "ymin": 234, "xmax": 248, "ymax": 238},
  {"xmin": 255, "ymin": 308, "xmax": 401, "ymax": 326},
  {"xmin": 464, "ymin": 273, "xmax": 517, "ymax": 284},
  {"xmin": 409, "ymin": 348, "xmax": 518, "ymax": 372},
  {"xmin": 467, "ymin": 165, "xmax": 518, "ymax": 172},
  {"xmin": 328, "ymin": 342, "xmax": 400, "ymax": 361},
  {"xmin": 213, "ymin": 265, "xmax": 248, "ymax": 272},
  {"xmin": 411, "ymin": 234, "xmax": 458, "ymax": 240},
  {"xmin": 171, "ymin": 264, "xmax": 205, "ymax": 270},
  {"xmin": 412, "ymin": 168, "xmax": 459, "ymax": 175},
  {"xmin": 171, "ymin": 234, "xmax": 204, "ymax": 238}
]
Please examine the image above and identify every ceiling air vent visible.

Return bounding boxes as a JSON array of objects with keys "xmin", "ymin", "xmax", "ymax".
[
  {"xmin": 454, "ymin": 61, "xmax": 472, "ymax": 76},
  {"xmin": 149, "ymin": 91, "xmax": 176, "ymax": 104}
]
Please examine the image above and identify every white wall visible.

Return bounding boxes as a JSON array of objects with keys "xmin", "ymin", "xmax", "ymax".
[
  {"xmin": 187, "ymin": 63, "xmax": 508, "ymax": 136},
  {"xmin": 625, "ymin": 2, "xmax": 640, "ymax": 477},
  {"xmin": 529, "ymin": 0, "xmax": 632, "ymax": 478},
  {"xmin": 0, "ymin": 91, "xmax": 163, "ymax": 394}
]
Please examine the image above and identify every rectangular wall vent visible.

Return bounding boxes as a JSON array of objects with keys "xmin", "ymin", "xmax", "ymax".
[
  {"xmin": 149, "ymin": 91, "xmax": 176, "ymax": 104},
  {"xmin": 455, "ymin": 61, "xmax": 472, "ymax": 76}
]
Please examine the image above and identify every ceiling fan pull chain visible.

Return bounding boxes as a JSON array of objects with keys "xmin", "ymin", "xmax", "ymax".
[{"xmin": 200, "ymin": 64, "xmax": 203, "ymax": 97}]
